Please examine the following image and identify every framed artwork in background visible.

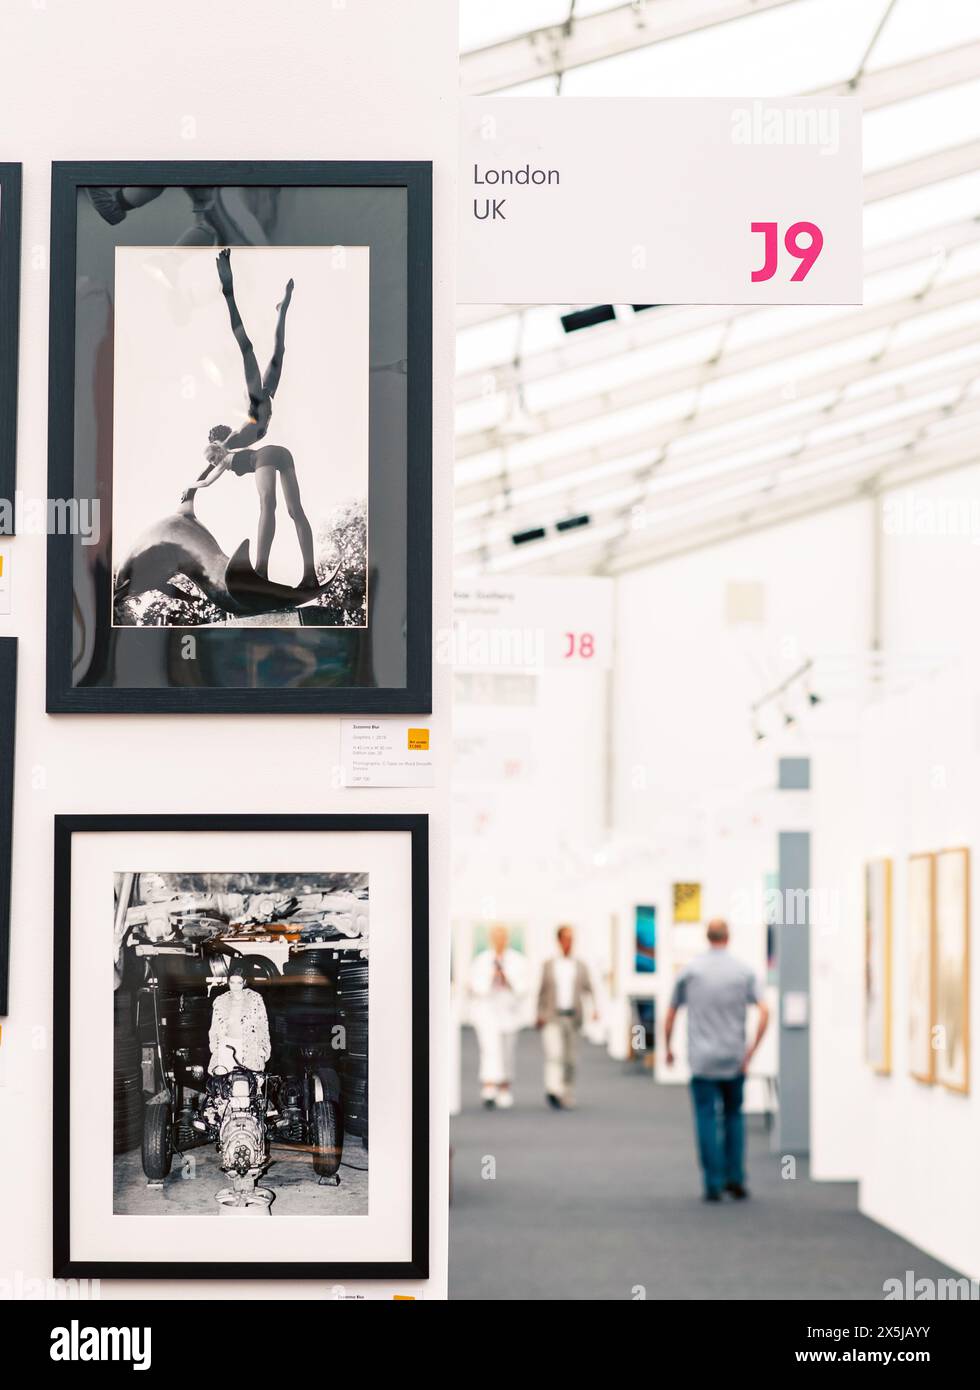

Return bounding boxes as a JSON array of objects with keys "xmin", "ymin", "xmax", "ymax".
[
  {"xmin": 907, "ymin": 852, "xmax": 935, "ymax": 1085},
  {"xmin": 863, "ymin": 857, "xmax": 892, "ymax": 1075},
  {"xmin": 53, "ymin": 813, "xmax": 429, "ymax": 1280},
  {"xmin": 0, "ymin": 638, "xmax": 16, "ymax": 1014},
  {"xmin": 46, "ymin": 161, "xmax": 432, "ymax": 713},
  {"xmin": 634, "ymin": 904, "xmax": 656, "ymax": 974},
  {"xmin": 672, "ymin": 882, "xmax": 701, "ymax": 923},
  {"xmin": 0, "ymin": 162, "xmax": 21, "ymax": 523},
  {"xmin": 934, "ymin": 846, "xmax": 970, "ymax": 1095}
]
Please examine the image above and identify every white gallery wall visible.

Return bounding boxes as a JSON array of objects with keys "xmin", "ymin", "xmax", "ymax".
[
  {"xmin": 0, "ymin": 0, "xmax": 456, "ymax": 1299},
  {"xmin": 610, "ymin": 502, "xmax": 871, "ymax": 1002},
  {"xmin": 811, "ymin": 669, "xmax": 980, "ymax": 1279},
  {"xmin": 810, "ymin": 461, "xmax": 980, "ymax": 1279},
  {"xmin": 610, "ymin": 463, "xmax": 980, "ymax": 1278},
  {"xmin": 879, "ymin": 461, "xmax": 980, "ymax": 655},
  {"xmin": 612, "ymin": 501, "xmax": 873, "ymax": 831},
  {"xmin": 451, "ymin": 578, "xmax": 613, "ymax": 1034}
]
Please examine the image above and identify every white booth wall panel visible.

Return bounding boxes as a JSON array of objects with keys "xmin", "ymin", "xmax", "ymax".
[
  {"xmin": 880, "ymin": 461, "xmax": 980, "ymax": 658},
  {"xmin": 810, "ymin": 460, "xmax": 980, "ymax": 1273},
  {"xmin": 612, "ymin": 500, "xmax": 872, "ymax": 828},
  {"xmin": 452, "ymin": 661, "xmax": 611, "ymax": 1022},
  {"xmin": 0, "ymin": 0, "xmax": 457, "ymax": 1299},
  {"xmin": 611, "ymin": 502, "xmax": 870, "ymax": 971},
  {"xmin": 809, "ymin": 726, "xmax": 867, "ymax": 1181},
  {"xmin": 817, "ymin": 672, "xmax": 980, "ymax": 1279}
]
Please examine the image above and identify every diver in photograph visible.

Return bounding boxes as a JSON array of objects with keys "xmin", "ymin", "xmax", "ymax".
[
  {"xmin": 208, "ymin": 968, "xmax": 271, "ymax": 1075},
  {"xmin": 185, "ymin": 249, "xmax": 318, "ymax": 589}
]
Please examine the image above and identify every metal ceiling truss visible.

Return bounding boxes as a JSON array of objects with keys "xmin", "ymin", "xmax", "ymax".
[
  {"xmin": 456, "ymin": 336, "xmax": 980, "ymax": 525},
  {"xmin": 460, "ymin": 0, "xmax": 804, "ymax": 95},
  {"xmin": 457, "ymin": 269, "xmax": 980, "ymax": 461},
  {"xmin": 461, "ymin": 431, "xmax": 980, "ymax": 577},
  {"xmin": 605, "ymin": 433, "xmax": 980, "ymax": 573},
  {"xmin": 460, "ymin": 4, "xmax": 980, "ymax": 104},
  {"xmin": 456, "ymin": 395, "xmax": 980, "ymax": 560}
]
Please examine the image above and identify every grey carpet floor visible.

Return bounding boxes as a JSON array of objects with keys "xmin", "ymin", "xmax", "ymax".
[{"xmin": 449, "ymin": 1029, "xmax": 961, "ymax": 1301}]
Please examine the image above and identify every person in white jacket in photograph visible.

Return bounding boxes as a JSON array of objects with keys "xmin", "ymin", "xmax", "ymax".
[{"xmin": 467, "ymin": 923, "xmax": 530, "ymax": 1109}]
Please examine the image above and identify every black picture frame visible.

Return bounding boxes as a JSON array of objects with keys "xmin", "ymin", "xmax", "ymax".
[
  {"xmin": 53, "ymin": 812, "xmax": 430, "ymax": 1281},
  {"xmin": 0, "ymin": 163, "xmax": 22, "ymax": 523},
  {"xmin": 0, "ymin": 638, "xmax": 16, "ymax": 1014},
  {"xmin": 46, "ymin": 161, "xmax": 432, "ymax": 714}
]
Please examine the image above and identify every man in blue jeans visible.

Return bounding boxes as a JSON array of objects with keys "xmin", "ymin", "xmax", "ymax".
[{"xmin": 664, "ymin": 920, "xmax": 769, "ymax": 1202}]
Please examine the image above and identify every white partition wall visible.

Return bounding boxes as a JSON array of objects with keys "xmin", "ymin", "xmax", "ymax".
[
  {"xmin": 610, "ymin": 502, "xmax": 871, "ymax": 1080},
  {"xmin": 0, "ymin": 0, "xmax": 456, "ymax": 1299},
  {"xmin": 807, "ymin": 461, "xmax": 980, "ymax": 1277},
  {"xmin": 812, "ymin": 666, "xmax": 980, "ymax": 1279},
  {"xmin": 451, "ymin": 578, "xmax": 614, "ymax": 1034}
]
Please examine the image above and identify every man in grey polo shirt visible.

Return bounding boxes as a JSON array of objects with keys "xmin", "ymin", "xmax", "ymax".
[{"xmin": 664, "ymin": 919, "xmax": 769, "ymax": 1202}]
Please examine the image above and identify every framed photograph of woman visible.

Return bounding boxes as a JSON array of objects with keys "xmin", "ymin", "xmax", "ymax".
[
  {"xmin": 46, "ymin": 161, "xmax": 431, "ymax": 713},
  {"xmin": 53, "ymin": 813, "xmax": 429, "ymax": 1279},
  {"xmin": 934, "ymin": 846, "xmax": 970, "ymax": 1095},
  {"xmin": 0, "ymin": 162, "xmax": 22, "ymax": 521}
]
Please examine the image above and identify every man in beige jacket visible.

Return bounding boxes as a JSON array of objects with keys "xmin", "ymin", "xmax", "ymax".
[{"xmin": 536, "ymin": 925, "xmax": 596, "ymax": 1110}]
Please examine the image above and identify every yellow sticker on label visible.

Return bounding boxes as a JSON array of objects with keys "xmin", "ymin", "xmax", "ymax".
[{"xmin": 407, "ymin": 728, "xmax": 430, "ymax": 751}]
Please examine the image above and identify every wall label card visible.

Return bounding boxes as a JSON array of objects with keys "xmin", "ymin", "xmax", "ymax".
[
  {"xmin": 459, "ymin": 97, "xmax": 861, "ymax": 305},
  {"xmin": 342, "ymin": 719, "xmax": 436, "ymax": 788}
]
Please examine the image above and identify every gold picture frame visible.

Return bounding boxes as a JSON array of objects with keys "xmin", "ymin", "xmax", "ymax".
[
  {"xmin": 934, "ymin": 847, "xmax": 970, "ymax": 1096},
  {"xmin": 907, "ymin": 852, "xmax": 935, "ymax": 1085}
]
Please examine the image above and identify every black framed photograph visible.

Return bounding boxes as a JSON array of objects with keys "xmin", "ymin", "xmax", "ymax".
[
  {"xmin": 47, "ymin": 161, "xmax": 432, "ymax": 713},
  {"xmin": 0, "ymin": 162, "xmax": 21, "ymax": 522},
  {"xmin": 0, "ymin": 637, "xmax": 16, "ymax": 1014},
  {"xmin": 54, "ymin": 813, "xmax": 428, "ymax": 1280}
]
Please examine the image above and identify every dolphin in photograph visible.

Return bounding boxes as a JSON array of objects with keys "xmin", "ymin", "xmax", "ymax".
[{"xmin": 113, "ymin": 494, "xmax": 340, "ymax": 619}]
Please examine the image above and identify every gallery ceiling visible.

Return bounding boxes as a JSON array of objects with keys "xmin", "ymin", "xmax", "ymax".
[{"xmin": 455, "ymin": 0, "xmax": 980, "ymax": 575}]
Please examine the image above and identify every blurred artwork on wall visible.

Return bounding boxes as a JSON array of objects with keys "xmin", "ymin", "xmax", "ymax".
[
  {"xmin": 935, "ymin": 848, "xmax": 970, "ymax": 1094},
  {"xmin": 672, "ymin": 882, "xmax": 701, "ymax": 924},
  {"xmin": 634, "ymin": 904, "xmax": 656, "ymax": 974},
  {"xmin": 907, "ymin": 853, "xmax": 935, "ymax": 1085},
  {"xmin": 764, "ymin": 870, "xmax": 779, "ymax": 986},
  {"xmin": 864, "ymin": 858, "xmax": 892, "ymax": 1075}
]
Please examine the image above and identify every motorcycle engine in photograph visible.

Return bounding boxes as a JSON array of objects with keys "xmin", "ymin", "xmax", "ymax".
[{"xmin": 208, "ymin": 1069, "xmax": 273, "ymax": 1214}]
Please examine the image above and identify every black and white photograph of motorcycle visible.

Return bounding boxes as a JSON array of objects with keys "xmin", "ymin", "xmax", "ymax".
[{"xmin": 112, "ymin": 870, "xmax": 369, "ymax": 1216}]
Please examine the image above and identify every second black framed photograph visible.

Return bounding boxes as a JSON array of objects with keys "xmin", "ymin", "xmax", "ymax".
[
  {"xmin": 0, "ymin": 162, "xmax": 21, "ymax": 521},
  {"xmin": 47, "ymin": 161, "xmax": 432, "ymax": 713},
  {"xmin": 0, "ymin": 637, "xmax": 16, "ymax": 1014},
  {"xmin": 54, "ymin": 813, "xmax": 428, "ymax": 1280}
]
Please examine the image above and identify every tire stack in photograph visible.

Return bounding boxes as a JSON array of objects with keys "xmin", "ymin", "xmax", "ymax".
[
  {"xmin": 113, "ymin": 987, "xmax": 144, "ymax": 1154},
  {"xmin": 277, "ymin": 947, "xmax": 343, "ymax": 1124},
  {"xmin": 335, "ymin": 951, "xmax": 368, "ymax": 1149}
]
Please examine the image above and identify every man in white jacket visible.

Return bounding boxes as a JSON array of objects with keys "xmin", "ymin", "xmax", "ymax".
[{"xmin": 467, "ymin": 924, "xmax": 529, "ymax": 1109}]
